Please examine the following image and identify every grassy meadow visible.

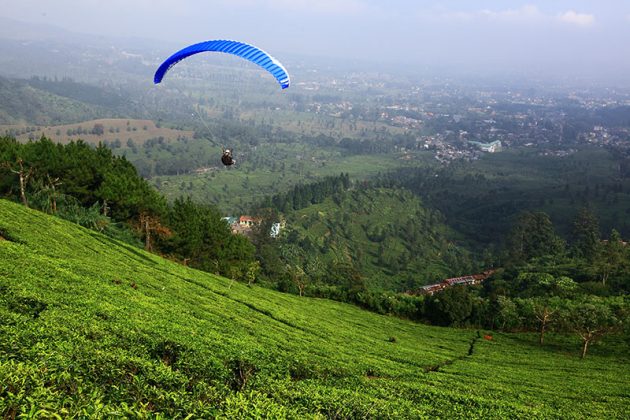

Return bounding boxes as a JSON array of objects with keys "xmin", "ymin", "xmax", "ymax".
[
  {"xmin": 1, "ymin": 119, "xmax": 194, "ymax": 146},
  {"xmin": 0, "ymin": 199, "xmax": 628, "ymax": 418},
  {"xmin": 154, "ymin": 148, "xmax": 431, "ymax": 214}
]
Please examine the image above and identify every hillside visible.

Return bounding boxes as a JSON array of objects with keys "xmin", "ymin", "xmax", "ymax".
[
  {"xmin": 0, "ymin": 199, "xmax": 628, "ymax": 418},
  {"xmin": 392, "ymin": 147, "xmax": 630, "ymax": 245},
  {"xmin": 0, "ymin": 77, "xmax": 105, "ymax": 125},
  {"xmin": 284, "ymin": 187, "xmax": 473, "ymax": 291}
]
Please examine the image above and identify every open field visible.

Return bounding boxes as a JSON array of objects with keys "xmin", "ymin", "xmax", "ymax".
[
  {"xmin": 1, "ymin": 119, "xmax": 193, "ymax": 145},
  {"xmin": 154, "ymin": 150, "xmax": 433, "ymax": 213},
  {"xmin": 0, "ymin": 199, "xmax": 628, "ymax": 417}
]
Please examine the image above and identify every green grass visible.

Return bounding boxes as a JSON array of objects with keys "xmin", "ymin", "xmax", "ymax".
[{"xmin": 0, "ymin": 199, "xmax": 628, "ymax": 418}]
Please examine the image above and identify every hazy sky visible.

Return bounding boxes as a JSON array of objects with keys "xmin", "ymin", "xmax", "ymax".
[{"xmin": 2, "ymin": 1, "xmax": 630, "ymax": 81}]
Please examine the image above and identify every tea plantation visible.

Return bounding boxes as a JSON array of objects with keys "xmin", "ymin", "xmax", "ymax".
[{"xmin": 0, "ymin": 199, "xmax": 628, "ymax": 418}]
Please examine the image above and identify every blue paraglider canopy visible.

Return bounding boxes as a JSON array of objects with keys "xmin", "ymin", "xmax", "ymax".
[{"xmin": 154, "ymin": 39, "xmax": 290, "ymax": 89}]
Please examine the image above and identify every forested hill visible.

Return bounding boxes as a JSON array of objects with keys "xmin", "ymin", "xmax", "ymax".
[
  {"xmin": 0, "ymin": 76, "xmax": 195, "ymax": 127},
  {"xmin": 1, "ymin": 199, "xmax": 628, "ymax": 417},
  {"xmin": 0, "ymin": 76, "xmax": 104, "ymax": 125},
  {"xmin": 276, "ymin": 187, "xmax": 475, "ymax": 292},
  {"xmin": 384, "ymin": 148, "xmax": 630, "ymax": 246}
]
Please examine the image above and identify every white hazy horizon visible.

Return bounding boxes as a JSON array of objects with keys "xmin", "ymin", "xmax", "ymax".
[{"xmin": 1, "ymin": 1, "xmax": 629, "ymax": 84}]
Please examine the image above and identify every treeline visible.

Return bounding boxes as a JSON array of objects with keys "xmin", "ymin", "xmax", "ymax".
[
  {"xmin": 0, "ymin": 77, "xmax": 102, "ymax": 125},
  {"xmin": 378, "ymin": 148, "xmax": 630, "ymax": 245},
  {"xmin": 28, "ymin": 76, "xmax": 127, "ymax": 109},
  {"xmin": 344, "ymin": 282, "xmax": 627, "ymax": 359},
  {"xmin": 261, "ymin": 265, "xmax": 628, "ymax": 358},
  {"xmin": 261, "ymin": 173, "xmax": 351, "ymax": 212},
  {"xmin": 0, "ymin": 136, "xmax": 256, "ymax": 279}
]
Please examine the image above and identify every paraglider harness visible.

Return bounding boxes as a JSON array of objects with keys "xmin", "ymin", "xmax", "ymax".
[{"xmin": 221, "ymin": 148, "xmax": 235, "ymax": 166}]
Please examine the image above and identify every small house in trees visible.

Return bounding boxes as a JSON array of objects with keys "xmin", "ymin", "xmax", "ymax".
[{"xmin": 239, "ymin": 216, "xmax": 259, "ymax": 227}]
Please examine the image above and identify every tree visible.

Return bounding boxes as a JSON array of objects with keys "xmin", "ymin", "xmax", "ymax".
[
  {"xmin": 138, "ymin": 212, "xmax": 171, "ymax": 251},
  {"xmin": 559, "ymin": 298, "xmax": 624, "ymax": 358},
  {"xmin": 245, "ymin": 261, "xmax": 260, "ymax": 286},
  {"xmin": 506, "ymin": 211, "xmax": 564, "ymax": 263},
  {"xmin": 495, "ymin": 295, "xmax": 520, "ymax": 331},
  {"xmin": 3, "ymin": 158, "xmax": 34, "ymax": 207},
  {"xmin": 163, "ymin": 197, "xmax": 255, "ymax": 278},
  {"xmin": 515, "ymin": 273, "xmax": 578, "ymax": 299},
  {"xmin": 425, "ymin": 286, "xmax": 474, "ymax": 327},
  {"xmin": 92, "ymin": 123, "xmax": 105, "ymax": 136},
  {"xmin": 595, "ymin": 229, "xmax": 627, "ymax": 286},
  {"xmin": 534, "ymin": 302, "xmax": 555, "ymax": 345},
  {"xmin": 287, "ymin": 263, "xmax": 307, "ymax": 297},
  {"xmin": 33, "ymin": 174, "xmax": 62, "ymax": 214},
  {"xmin": 570, "ymin": 208, "xmax": 600, "ymax": 261},
  {"xmin": 279, "ymin": 244, "xmax": 308, "ymax": 296},
  {"xmin": 520, "ymin": 297, "xmax": 561, "ymax": 345}
]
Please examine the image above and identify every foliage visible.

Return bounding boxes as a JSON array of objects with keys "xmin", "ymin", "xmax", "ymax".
[
  {"xmin": 558, "ymin": 296, "xmax": 628, "ymax": 358},
  {"xmin": 383, "ymin": 148, "xmax": 630, "ymax": 246},
  {"xmin": 259, "ymin": 186, "xmax": 475, "ymax": 292},
  {"xmin": 424, "ymin": 286, "xmax": 474, "ymax": 327},
  {"xmin": 570, "ymin": 207, "xmax": 601, "ymax": 261},
  {"xmin": 0, "ymin": 76, "xmax": 104, "ymax": 125},
  {"xmin": 162, "ymin": 196, "xmax": 256, "ymax": 278},
  {"xmin": 263, "ymin": 173, "xmax": 351, "ymax": 212},
  {"xmin": 0, "ymin": 136, "xmax": 166, "ymax": 221},
  {"xmin": 0, "ymin": 136, "xmax": 255, "ymax": 279},
  {"xmin": 505, "ymin": 211, "xmax": 565, "ymax": 264}
]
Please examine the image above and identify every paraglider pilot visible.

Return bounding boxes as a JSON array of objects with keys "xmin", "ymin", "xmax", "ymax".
[{"xmin": 221, "ymin": 148, "xmax": 235, "ymax": 166}]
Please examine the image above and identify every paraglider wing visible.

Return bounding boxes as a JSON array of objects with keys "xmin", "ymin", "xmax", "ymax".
[{"xmin": 154, "ymin": 40, "xmax": 290, "ymax": 89}]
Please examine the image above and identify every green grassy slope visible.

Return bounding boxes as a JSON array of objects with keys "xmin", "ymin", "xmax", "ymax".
[{"xmin": 0, "ymin": 199, "xmax": 628, "ymax": 418}]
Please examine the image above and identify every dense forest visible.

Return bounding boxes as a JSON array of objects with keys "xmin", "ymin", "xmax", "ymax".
[
  {"xmin": 380, "ymin": 148, "xmax": 630, "ymax": 245},
  {"xmin": 256, "ymin": 182, "xmax": 474, "ymax": 292}
]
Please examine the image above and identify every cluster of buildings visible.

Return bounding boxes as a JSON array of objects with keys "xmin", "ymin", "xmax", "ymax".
[
  {"xmin": 221, "ymin": 216, "xmax": 282, "ymax": 238},
  {"xmin": 468, "ymin": 140, "xmax": 502, "ymax": 153},
  {"xmin": 408, "ymin": 270, "xmax": 495, "ymax": 296},
  {"xmin": 222, "ymin": 215, "xmax": 259, "ymax": 236}
]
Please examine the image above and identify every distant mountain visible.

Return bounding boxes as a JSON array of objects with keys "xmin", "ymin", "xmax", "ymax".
[
  {"xmin": 0, "ymin": 17, "xmax": 169, "ymax": 83},
  {"xmin": 0, "ymin": 74, "xmax": 201, "ymax": 126},
  {"xmin": 0, "ymin": 16, "xmax": 78, "ymax": 42},
  {"xmin": 0, "ymin": 16, "xmax": 170, "ymax": 51}
]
